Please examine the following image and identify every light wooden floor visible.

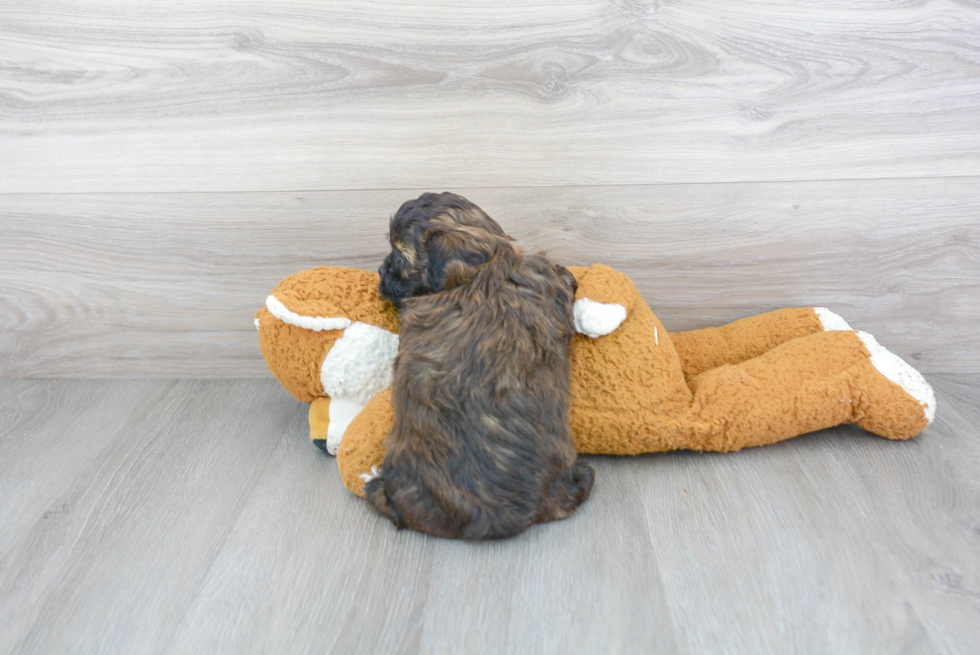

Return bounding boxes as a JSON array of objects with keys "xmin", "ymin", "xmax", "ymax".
[{"xmin": 1, "ymin": 376, "xmax": 977, "ymax": 654}]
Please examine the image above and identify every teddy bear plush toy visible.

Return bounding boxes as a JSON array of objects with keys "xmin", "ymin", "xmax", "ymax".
[{"xmin": 256, "ymin": 264, "xmax": 936, "ymax": 497}]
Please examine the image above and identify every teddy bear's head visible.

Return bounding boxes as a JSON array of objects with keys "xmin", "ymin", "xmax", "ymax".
[{"xmin": 256, "ymin": 267, "xmax": 400, "ymax": 453}]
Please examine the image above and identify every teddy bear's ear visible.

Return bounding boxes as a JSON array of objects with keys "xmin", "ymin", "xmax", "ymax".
[{"xmin": 266, "ymin": 266, "xmax": 398, "ymax": 332}]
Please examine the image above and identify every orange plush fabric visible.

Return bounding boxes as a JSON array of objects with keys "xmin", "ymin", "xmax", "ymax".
[
  {"xmin": 256, "ymin": 265, "xmax": 936, "ymax": 497},
  {"xmin": 671, "ymin": 308, "xmax": 825, "ymax": 381},
  {"xmin": 256, "ymin": 268, "xmax": 398, "ymax": 402}
]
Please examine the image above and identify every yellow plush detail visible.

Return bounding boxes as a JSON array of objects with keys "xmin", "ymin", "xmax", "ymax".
[{"xmin": 309, "ymin": 397, "xmax": 331, "ymax": 443}]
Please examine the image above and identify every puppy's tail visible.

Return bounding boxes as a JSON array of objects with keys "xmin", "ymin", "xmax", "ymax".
[{"xmin": 363, "ymin": 475, "xmax": 406, "ymax": 529}]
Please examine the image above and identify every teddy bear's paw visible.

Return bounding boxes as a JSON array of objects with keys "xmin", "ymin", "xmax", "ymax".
[
  {"xmin": 359, "ymin": 465, "xmax": 382, "ymax": 485},
  {"xmin": 574, "ymin": 298, "xmax": 627, "ymax": 338},
  {"xmin": 857, "ymin": 331, "xmax": 936, "ymax": 424},
  {"xmin": 814, "ymin": 307, "xmax": 852, "ymax": 332}
]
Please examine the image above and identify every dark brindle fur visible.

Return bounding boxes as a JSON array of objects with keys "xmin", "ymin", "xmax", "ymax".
[{"xmin": 366, "ymin": 192, "xmax": 595, "ymax": 539}]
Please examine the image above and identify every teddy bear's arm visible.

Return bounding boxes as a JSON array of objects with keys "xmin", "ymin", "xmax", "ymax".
[{"xmin": 566, "ymin": 264, "xmax": 640, "ymax": 338}]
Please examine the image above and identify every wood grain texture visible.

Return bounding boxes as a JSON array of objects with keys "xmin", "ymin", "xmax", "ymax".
[
  {"xmin": 2, "ymin": 178, "xmax": 977, "ymax": 378},
  {"xmin": 0, "ymin": 379, "xmax": 295, "ymax": 654},
  {"xmin": 2, "ymin": 0, "xmax": 980, "ymax": 192},
  {"xmin": 412, "ymin": 459, "xmax": 677, "ymax": 655},
  {"xmin": 634, "ymin": 374, "xmax": 980, "ymax": 654},
  {"xmin": 1, "ymin": 377, "xmax": 977, "ymax": 653},
  {"xmin": 0, "ymin": 380, "xmax": 172, "ymax": 556}
]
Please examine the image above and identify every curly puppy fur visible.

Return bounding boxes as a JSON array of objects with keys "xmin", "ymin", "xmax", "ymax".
[
  {"xmin": 378, "ymin": 192, "xmax": 508, "ymax": 308},
  {"xmin": 366, "ymin": 192, "xmax": 595, "ymax": 539}
]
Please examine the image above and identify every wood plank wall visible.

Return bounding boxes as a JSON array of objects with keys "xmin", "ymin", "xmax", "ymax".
[{"xmin": 2, "ymin": 0, "xmax": 978, "ymax": 377}]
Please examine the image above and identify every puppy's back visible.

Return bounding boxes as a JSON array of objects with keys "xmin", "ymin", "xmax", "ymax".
[{"xmin": 365, "ymin": 250, "xmax": 594, "ymax": 539}]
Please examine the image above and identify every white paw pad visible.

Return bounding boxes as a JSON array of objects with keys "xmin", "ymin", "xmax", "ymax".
[
  {"xmin": 359, "ymin": 465, "xmax": 381, "ymax": 486},
  {"xmin": 814, "ymin": 307, "xmax": 852, "ymax": 331},
  {"xmin": 857, "ymin": 331, "xmax": 937, "ymax": 424}
]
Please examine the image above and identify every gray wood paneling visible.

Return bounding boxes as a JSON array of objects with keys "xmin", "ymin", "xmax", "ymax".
[
  {"xmin": 1, "ymin": 377, "xmax": 977, "ymax": 654},
  {"xmin": 2, "ymin": 178, "xmax": 977, "ymax": 378},
  {"xmin": 2, "ymin": 0, "xmax": 979, "ymax": 192}
]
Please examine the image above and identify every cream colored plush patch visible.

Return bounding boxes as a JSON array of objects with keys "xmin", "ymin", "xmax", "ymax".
[
  {"xmin": 266, "ymin": 295, "xmax": 352, "ymax": 332},
  {"xmin": 326, "ymin": 396, "xmax": 366, "ymax": 455},
  {"xmin": 574, "ymin": 298, "xmax": 628, "ymax": 338},
  {"xmin": 320, "ymin": 321, "xmax": 399, "ymax": 453},
  {"xmin": 321, "ymin": 322, "xmax": 399, "ymax": 405},
  {"xmin": 815, "ymin": 307, "xmax": 852, "ymax": 331},
  {"xmin": 857, "ymin": 331, "xmax": 937, "ymax": 423}
]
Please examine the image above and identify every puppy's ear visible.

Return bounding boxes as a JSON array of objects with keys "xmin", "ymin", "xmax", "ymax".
[
  {"xmin": 553, "ymin": 264, "xmax": 578, "ymax": 333},
  {"xmin": 555, "ymin": 264, "xmax": 577, "ymax": 297},
  {"xmin": 423, "ymin": 225, "xmax": 501, "ymax": 292}
]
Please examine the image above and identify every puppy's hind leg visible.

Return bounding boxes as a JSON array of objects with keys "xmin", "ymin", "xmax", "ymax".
[
  {"xmin": 538, "ymin": 460, "xmax": 596, "ymax": 524},
  {"xmin": 362, "ymin": 469, "xmax": 406, "ymax": 529}
]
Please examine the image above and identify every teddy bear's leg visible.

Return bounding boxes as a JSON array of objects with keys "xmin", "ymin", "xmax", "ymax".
[
  {"xmin": 681, "ymin": 329, "xmax": 935, "ymax": 452},
  {"xmin": 336, "ymin": 389, "xmax": 394, "ymax": 497},
  {"xmin": 669, "ymin": 307, "xmax": 853, "ymax": 382}
]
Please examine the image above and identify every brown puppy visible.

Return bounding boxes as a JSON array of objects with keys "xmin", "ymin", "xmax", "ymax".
[{"xmin": 365, "ymin": 192, "xmax": 595, "ymax": 539}]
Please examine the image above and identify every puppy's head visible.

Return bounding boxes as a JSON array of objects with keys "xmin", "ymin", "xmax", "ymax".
[{"xmin": 379, "ymin": 192, "xmax": 512, "ymax": 307}]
